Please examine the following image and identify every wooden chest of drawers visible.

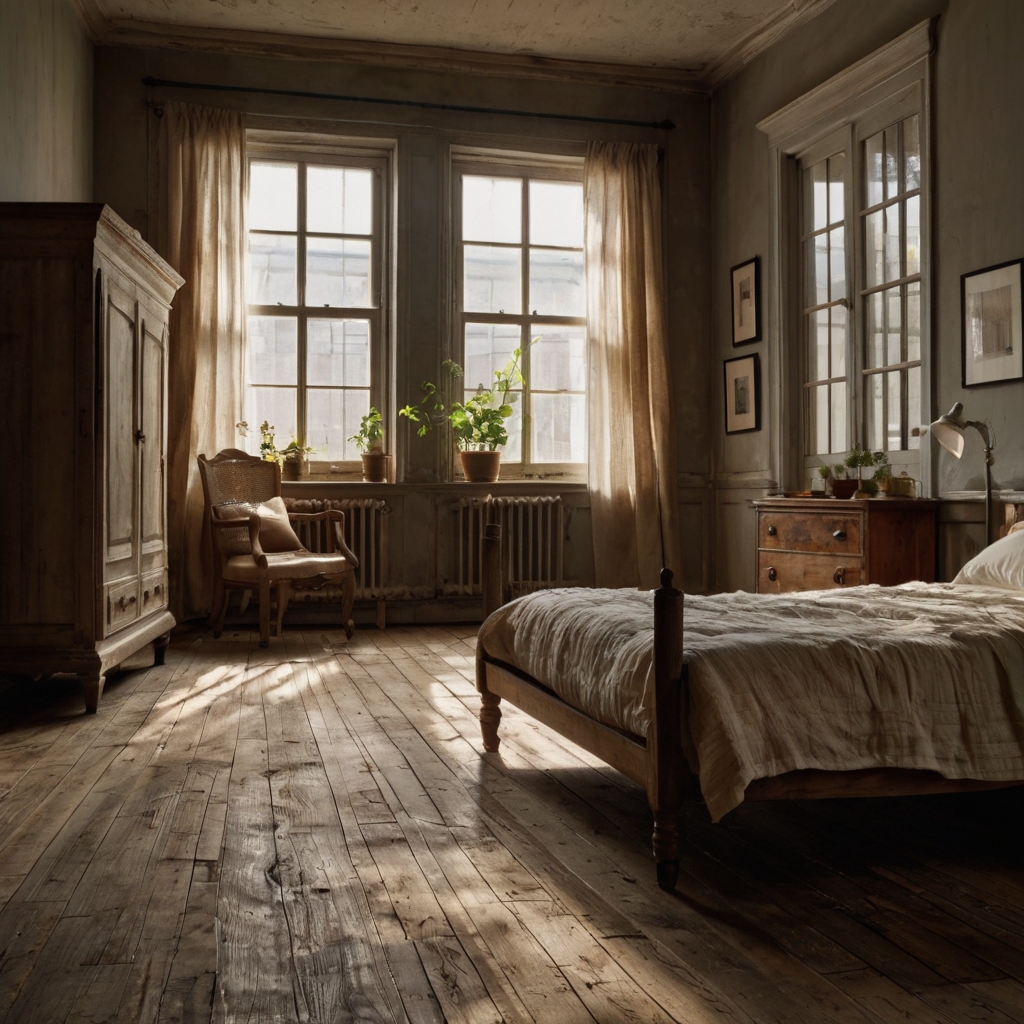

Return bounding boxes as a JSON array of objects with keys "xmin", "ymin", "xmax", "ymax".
[{"xmin": 753, "ymin": 498, "xmax": 939, "ymax": 594}]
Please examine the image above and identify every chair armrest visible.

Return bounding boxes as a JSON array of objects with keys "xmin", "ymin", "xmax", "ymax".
[
  {"xmin": 210, "ymin": 513, "xmax": 267, "ymax": 569},
  {"xmin": 285, "ymin": 508, "xmax": 360, "ymax": 567}
]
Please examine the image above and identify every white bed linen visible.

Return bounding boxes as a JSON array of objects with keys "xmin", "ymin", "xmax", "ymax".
[{"xmin": 477, "ymin": 583, "xmax": 1024, "ymax": 821}]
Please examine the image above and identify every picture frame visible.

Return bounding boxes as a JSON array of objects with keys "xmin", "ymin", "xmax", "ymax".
[
  {"xmin": 731, "ymin": 256, "xmax": 761, "ymax": 345},
  {"xmin": 961, "ymin": 258, "xmax": 1024, "ymax": 387},
  {"xmin": 724, "ymin": 353, "xmax": 760, "ymax": 434}
]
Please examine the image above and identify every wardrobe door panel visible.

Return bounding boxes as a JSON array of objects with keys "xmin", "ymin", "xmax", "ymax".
[
  {"xmin": 139, "ymin": 314, "xmax": 167, "ymax": 570},
  {"xmin": 103, "ymin": 281, "xmax": 138, "ymax": 583}
]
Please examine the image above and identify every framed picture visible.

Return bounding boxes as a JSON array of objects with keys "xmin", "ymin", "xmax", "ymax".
[
  {"xmin": 724, "ymin": 353, "xmax": 760, "ymax": 434},
  {"xmin": 731, "ymin": 256, "xmax": 761, "ymax": 345},
  {"xmin": 962, "ymin": 258, "xmax": 1024, "ymax": 387}
]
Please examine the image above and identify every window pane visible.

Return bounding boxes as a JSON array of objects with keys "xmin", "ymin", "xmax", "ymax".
[
  {"xmin": 464, "ymin": 245, "xmax": 521, "ymax": 313},
  {"xmin": 247, "ymin": 316, "xmax": 297, "ymax": 385},
  {"xmin": 866, "ymin": 373, "xmax": 884, "ymax": 451},
  {"xmin": 886, "ymin": 287, "xmax": 902, "ymax": 365},
  {"xmin": 906, "ymin": 195, "xmax": 920, "ymax": 277},
  {"xmin": 808, "ymin": 310, "xmax": 828, "ymax": 381},
  {"xmin": 829, "ymin": 226, "xmax": 845, "ymax": 301},
  {"xmin": 808, "ymin": 384, "xmax": 829, "ymax": 455},
  {"xmin": 806, "ymin": 160, "xmax": 827, "ymax": 232},
  {"xmin": 907, "ymin": 365, "xmax": 921, "ymax": 450},
  {"xmin": 307, "ymin": 387, "xmax": 369, "ymax": 461},
  {"xmin": 462, "ymin": 176, "xmax": 521, "ymax": 244},
  {"xmin": 865, "ymin": 210, "xmax": 884, "ymax": 289},
  {"xmin": 307, "ymin": 319, "xmax": 369, "ymax": 387},
  {"xmin": 907, "ymin": 281, "xmax": 921, "ymax": 361},
  {"xmin": 886, "ymin": 369, "xmax": 902, "ymax": 450},
  {"xmin": 532, "ymin": 393, "xmax": 586, "ymax": 463},
  {"xmin": 529, "ymin": 181, "xmax": 584, "ymax": 248},
  {"xmin": 529, "ymin": 248, "xmax": 584, "ymax": 316},
  {"xmin": 464, "ymin": 323, "xmax": 522, "ymax": 391},
  {"xmin": 830, "ymin": 380, "xmax": 847, "ymax": 454},
  {"xmin": 884, "ymin": 124, "xmax": 899, "ymax": 201},
  {"xmin": 866, "ymin": 291, "xmax": 884, "ymax": 369},
  {"xmin": 865, "ymin": 131, "xmax": 884, "ymax": 209},
  {"xmin": 828, "ymin": 153, "xmax": 845, "ymax": 225},
  {"xmin": 249, "ymin": 233, "xmax": 297, "ymax": 305},
  {"xmin": 831, "ymin": 303, "xmax": 846, "ymax": 378},
  {"xmin": 903, "ymin": 114, "xmax": 921, "ymax": 192},
  {"xmin": 531, "ymin": 325, "xmax": 586, "ymax": 391},
  {"xmin": 250, "ymin": 162, "xmax": 296, "ymax": 231},
  {"xmin": 884, "ymin": 205, "xmax": 901, "ymax": 283},
  {"xmin": 307, "ymin": 166, "xmax": 372, "ymax": 235},
  {"xmin": 805, "ymin": 233, "xmax": 828, "ymax": 307},
  {"xmin": 306, "ymin": 237, "xmax": 371, "ymax": 307},
  {"xmin": 245, "ymin": 386, "xmax": 297, "ymax": 453}
]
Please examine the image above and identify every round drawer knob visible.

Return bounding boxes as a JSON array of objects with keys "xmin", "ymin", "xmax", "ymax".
[
  {"xmin": 767, "ymin": 525, "xmax": 778, "ymax": 536},
  {"xmin": 832, "ymin": 529, "xmax": 847, "ymax": 541},
  {"xmin": 767, "ymin": 566, "xmax": 778, "ymax": 582},
  {"xmin": 833, "ymin": 566, "xmax": 846, "ymax": 584}
]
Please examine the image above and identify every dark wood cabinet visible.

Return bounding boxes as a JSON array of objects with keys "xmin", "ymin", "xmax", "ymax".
[{"xmin": 753, "ymin": 497, "xmax": 938, "ymax": 594}]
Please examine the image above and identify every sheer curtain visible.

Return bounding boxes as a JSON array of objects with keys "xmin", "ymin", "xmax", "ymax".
[
  {"xmin": 157, "ymin": 103, "xmax": 247, "ymax": 619},
  {"xmin": 585, "ymin": 142, "xmax": 681, "ymax": 590}
]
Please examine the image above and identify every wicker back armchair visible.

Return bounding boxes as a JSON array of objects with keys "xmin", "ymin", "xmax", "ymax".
[{"xmin": 198, "ymin": 449, "xmax": 358, "ymax": 646}]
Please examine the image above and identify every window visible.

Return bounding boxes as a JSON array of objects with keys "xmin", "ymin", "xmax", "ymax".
[
  {"xmin": 245, "ymin": 146, "xmax": 388, "ymax": 467},
  {"xmin": 801, "ymin": 114, "xmax": 923, "ymax": 462},
  {"xmin": 454, "ymin": 155, "xmax": 586, "ymax": 475}
]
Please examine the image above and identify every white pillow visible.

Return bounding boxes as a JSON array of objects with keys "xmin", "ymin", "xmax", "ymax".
[{"xmin": 953, "ymin": 528, "xmax": 1024, "ymax": 589}]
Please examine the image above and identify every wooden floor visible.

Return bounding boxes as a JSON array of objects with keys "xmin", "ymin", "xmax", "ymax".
[{"xmin": 1, "ymin": 627, "xmax": 1023, "ymax": 1024}]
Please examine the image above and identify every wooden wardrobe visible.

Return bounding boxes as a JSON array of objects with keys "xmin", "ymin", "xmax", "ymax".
[{"xmin": 0, "ymin": 204, "xmax": 184, "ymax": 712}]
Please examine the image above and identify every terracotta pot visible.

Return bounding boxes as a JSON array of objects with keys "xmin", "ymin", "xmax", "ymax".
[
  {"xmin": 830, "ymin": 479, "xmax": 858, "ymax": 499},
  {"xmin": 459, "ymin": 449, "xmax": 501, "ymax": 483},
  {"xmin": 360, "ymin": 451, "xmax": 390, "ymax": 483},
  {"xmin": 281, "ymin": 456, "xmax": 305, "ymax": 481}
]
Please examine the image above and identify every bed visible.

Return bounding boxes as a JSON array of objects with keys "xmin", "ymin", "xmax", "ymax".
[{"xmin": 474, "ymin": 521, "xmax": 1024, "ymax": 889}]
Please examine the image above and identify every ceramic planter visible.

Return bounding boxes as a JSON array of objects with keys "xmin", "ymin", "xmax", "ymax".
[
  {"xmin": 460, "ymin": 450, "xmax": 501, "ymax": 483},
  {"xmin": 281, "ymin": 455, "xmax": 305, "ymax": 481},
  {"xmin": 360, "ymin": 451, "xmax": 390, "ymax": 483}
]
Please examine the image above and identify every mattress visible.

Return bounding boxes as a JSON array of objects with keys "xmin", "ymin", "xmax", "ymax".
[{"xmin": 477, "ymin": 583, "xmax": 1024, "ymax": 820}]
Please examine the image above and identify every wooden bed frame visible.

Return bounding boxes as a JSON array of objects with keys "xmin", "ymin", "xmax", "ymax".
[{"xmin": 475, "ymin": 523, "xmax": 1020, "ymax": 890}]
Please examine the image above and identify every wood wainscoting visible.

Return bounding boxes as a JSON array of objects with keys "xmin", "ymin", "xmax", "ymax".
[{"xmin": 0, "ymin": 627, "xmax": 1021, "ymax": 1022}]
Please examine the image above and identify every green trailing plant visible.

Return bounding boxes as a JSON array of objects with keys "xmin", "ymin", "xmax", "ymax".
[
  {"xmin": 349, "ymin": 407, "xmax": 385, "ymax": 453},
  {"xmin": 400, "ymin": 346, "xmax": 527, "ymax": 452}
]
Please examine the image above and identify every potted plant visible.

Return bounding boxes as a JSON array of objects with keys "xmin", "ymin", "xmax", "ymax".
[
  {"xmin": 830, "ymin": 462, "xmax": 858, "ymax": 499},
  {"xmin": 349, "ymin": 407, "xmax": 390, "ymax": 483},
  {"xmin": 400, "ymin": 347, "xmax": 525, "ymax": 483},
  {"xmin": 236, "ymin": 421, "xmax": 316, "ymax": 480},
  {"xmin": 842, "ymin": 445, "xmax": 889, "ymax": 498}
]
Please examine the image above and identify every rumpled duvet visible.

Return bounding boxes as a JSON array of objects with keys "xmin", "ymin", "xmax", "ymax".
[{"xmin": 477, "ymin": 583, "xmax": 1024, "ymax": 821}]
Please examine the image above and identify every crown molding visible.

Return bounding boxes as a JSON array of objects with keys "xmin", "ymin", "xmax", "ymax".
[
  {"xmin": 757, "ymin": 18, "xmax": 934, "ymax": 149},
  {"xmin": 84, "ymin": 14, "xmax": 706, "ymax": 93},
  {"xmin": 704, "ymin": 0, "xmax": 838, "ymax": 90}
]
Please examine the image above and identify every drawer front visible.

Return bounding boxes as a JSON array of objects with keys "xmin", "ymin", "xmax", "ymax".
[
  {"xmin": 106, "ymin": 577, "xmax": 140, "ymax": 633},
  {"xmin": 758, "ymin": 510, "xmax": 862, "ymax": 554},
  {"xmin": 140, "ymin": 568, "xmax": 169, "ymax": 616},
  {"xmin": 757, "ymin": 551, "xmax": 862, "ymax": 593}
]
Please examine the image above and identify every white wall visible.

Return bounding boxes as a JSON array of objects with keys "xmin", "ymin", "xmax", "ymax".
[{"xmin": 0, "ymin": 0, "xmax": 93, "ymax": 201}]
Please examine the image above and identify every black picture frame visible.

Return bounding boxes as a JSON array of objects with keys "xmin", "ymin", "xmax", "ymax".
[
  {"xmin": 724, "ymin": 353, "xmax": 761, "ymax": 434},
  {"xmin": 961, "ymin": 257, "xmax": 1024, "ymax": 387},
  {"xmin": 731, "ymin": 256, "xmax": 761, "ymax": 345}
]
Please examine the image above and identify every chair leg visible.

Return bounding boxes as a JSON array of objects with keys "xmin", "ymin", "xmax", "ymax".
[
  {"xmin": 258, "ymin": 577, "xmax": 271, "ymax": 648},
  {"xmin": 238, "ymin": 588, "xmax": 252, "ymax": 615},
  {"xmin": 341, "ymin": 570, "xmax": 356, "ymax": 638},
  {"xmin": 275, "ymin": 582, "xmax": 291, "ymax": 639}
]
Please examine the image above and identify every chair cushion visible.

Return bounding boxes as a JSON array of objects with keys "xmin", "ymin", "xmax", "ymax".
[
  {"xmin": 214, "ymin": 496, "xmax": 303, "ymax": 552},
  {"xmin": 223, "ymin": 550, "xmax": 352, "ymax": 583}
]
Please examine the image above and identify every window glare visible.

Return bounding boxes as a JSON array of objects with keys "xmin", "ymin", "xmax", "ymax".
[
  {"xmin": 249, "ymin": 162, "xmax": 297, "ymax": 231},
  {"xmin": 463, "ymin": 176, "xmax": 521, "ymax": 243},
  {"xmin": 529, "ymin": 181, "xmax": 584, "ymax": 247},
  {"xmin": 307, "ymin": 166, "xmax": 372, "ymax": 235}
]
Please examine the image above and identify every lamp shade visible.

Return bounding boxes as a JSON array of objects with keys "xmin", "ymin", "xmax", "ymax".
[{"xmin": 930, "ymin": 402, "xmax": 967, "ymax": 459}]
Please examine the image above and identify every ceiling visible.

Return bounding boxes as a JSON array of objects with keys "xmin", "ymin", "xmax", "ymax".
[{"xmin": 75, "ymin": 0, "xmax": 835, "ymax": 88}]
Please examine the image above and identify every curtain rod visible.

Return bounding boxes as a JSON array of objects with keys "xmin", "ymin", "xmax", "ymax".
[{"xmin": 141, "ymin": 76, "xmax": 675, "ymax": 131}]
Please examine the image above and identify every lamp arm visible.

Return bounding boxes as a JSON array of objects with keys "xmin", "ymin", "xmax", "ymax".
[{"xmin": 966, "ymin": 419, "xmax": 994, "ymax": 460}]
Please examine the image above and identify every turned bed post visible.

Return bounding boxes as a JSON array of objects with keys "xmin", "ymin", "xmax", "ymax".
[
  {"xmin": 478, "ymin": 521, "xmax": 503, "ymax": 751},
  {"xmin": 649, "ymin": 567, "xmax": 685, "ymax": 891}
]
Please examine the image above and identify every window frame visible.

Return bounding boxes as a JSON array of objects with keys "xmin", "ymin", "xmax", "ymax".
[
  {"xmin": 244, "ymin": 135, "xmax": 393, "ymax": 474},
  {"xmin": 451, "ymin": 149, "xmax": 587, "ymax": 481},
  {"xmin": 756, "ymin": 20, "xmax": 933, "ymax": 494}
]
